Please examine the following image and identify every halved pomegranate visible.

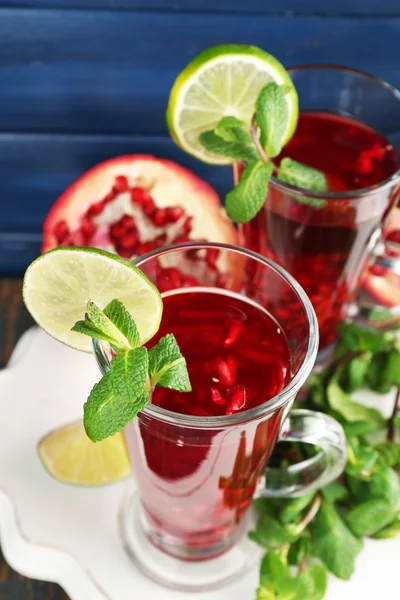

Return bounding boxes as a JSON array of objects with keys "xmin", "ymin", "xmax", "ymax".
[
  {"xmin": 42, "ymin": 155, "xmax": 237, "ymax": 258},
  {"xmin": 364, "ymin": 207, "xmax": 400, "ymax": 307}
]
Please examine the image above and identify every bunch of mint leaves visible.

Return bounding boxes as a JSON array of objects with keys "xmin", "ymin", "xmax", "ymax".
[
  {"xmin": 71, "ymin": 298, "xmax": 191, "ymax": 441},
  {"xmin": 199, "ymin": 82, "xmax": 328, "ymax": 222},
  {"xmin": 250, "ymin": 321, "xmax": 400, "ymax": 600}
]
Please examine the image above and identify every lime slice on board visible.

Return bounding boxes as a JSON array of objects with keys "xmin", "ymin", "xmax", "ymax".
[
  {"xmin": 38, "ymin": 422, "xmax": 131, "ymax": 486},
  {"xmin": 23, "ymin": 246, "xmax": 162, "ymax": 353},
  {"xmin": 166, "ymin": 44, "xmax": 298, "ymax": 165}
]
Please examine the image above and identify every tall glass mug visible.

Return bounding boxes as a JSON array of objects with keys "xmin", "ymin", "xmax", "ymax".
[
  {"xmin": 240, "ymin": 65, "xmax": 400, "ymax": 361},
  {"xmin": 93, "ymin": 243, "xmax": 346, "ymax": 591}
]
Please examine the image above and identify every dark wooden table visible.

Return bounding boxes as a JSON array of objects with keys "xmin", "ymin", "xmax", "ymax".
[{"xmin": 0, "ymin": 278, "xmax": 69, "ymax": 600}]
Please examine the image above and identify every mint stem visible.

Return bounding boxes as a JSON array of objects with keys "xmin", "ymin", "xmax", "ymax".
[
  {"xmin": 250, "ymin": 119, "xmax": 269, "ymax": 163},
  {"xmin": 232, "ymin": 160, "xmax": 240, "ymax": 187},
  {"xmin": 296, "ymin": 493, "xmax": 322, "ymax": 534}
]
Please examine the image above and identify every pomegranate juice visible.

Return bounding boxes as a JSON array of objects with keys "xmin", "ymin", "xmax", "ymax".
[
  {"xmin": 124, "ymin": 288, "xmax": 290, "ymax": 559},
  {"xmin": 241, "ymin": 112, "xmax": 399, "ymax": 351}
]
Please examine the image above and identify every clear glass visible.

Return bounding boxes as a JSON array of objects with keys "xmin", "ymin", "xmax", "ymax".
[
  {"xmin": 240, "ymin": 65, "xmax": 400, "ymax": 361},
  {"xmin": 93, "ymin": 242, "xmax": 346, "ymax": 590}
]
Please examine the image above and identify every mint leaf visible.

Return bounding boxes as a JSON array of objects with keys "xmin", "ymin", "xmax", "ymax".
[
  {"xmin": 215, "ymin": 116, "xmax": 247, "ymax": 141},
  {"xmin": 346, "ymin": 498, "xmax": 399, "ymax": 537},
  {"xmin": 374, "ymin": 442, "xmax": 400, "ymax": 467},
  {"xmin": 345, "ymin": 446, "xmax": 379, "ymax": 479},
  {"xmin": 321, "ymin": 481, "xmax": 349, "ymax": 504},
  {"xmin": 85, "ymin": 300, "xmax": 132, "ymax": 350},
  {"xmin": 310, "ymin": 500, "xmax": 362, "ymax": 580},
  {"xmin": 278, "ymin": 158, "xmax": 327, "ymax": 192},
  {"xmin": 83, "ymin": 371, "xmax": 149, "ymax": 442},
  {"xmin": 148, "ymin": 334, "xmax": 191, "ymax": 392},
  {"xmin": 109, "ymin": 347, "xmax": 149, "ymax": 405},
  {"xmin": 327, "ymin": 380, "xmax": 385, "ymax": 427},
  {"xmin": 249, "ymin": 514, "xmax": 294, "ymax": 547},
  {"xmin": 367, "ymin": 353, "xmax": 393, "ymax": 393},
  {"xmin": 199, "ymin": 129, "xmax": 259, "ymax": 161},
  {"xmin": 339, "ymin": 322, "xmax": 390, "ymax": 354},
  {"xmin": 103, "ymin": 299, "xmax": 140, "ymax": 349},
  {"xmin": 256, "ymin": 82, "xmax": 289, "ymax": 158},
  {"xmin": 297, "ymin": 565, "xmax": 327, "ymax": 600},
  {"xmin": 225, "ymin": 161, "xmax": 272, "ymax": 223},
  {"xmin": 260, "ymin": 549, "xmax": 290, "ymax": 584},
  {"xmin": 382, "ymin": 349, "xmax": 400, "ymax": 387},
  {"xmin": 279, "ymin": 493, "xmax": 316, "ymax": 524},
  {"xmin": 277, "ymin": 158, "xmax": 327, "ymax": 208},
  {"xmin": 370, "ymin": 466, "xmax": 400, "ymax": 506},
  {"xmin": 345, "ymin": 354, "xmax": 372, "ymax": 392},
  {"xmin": 255, "ymin": 585, "xmax": 275, "ymax": 600},
  {"xmin": 71, "ymin": 320, "xmax": 120, "ymax": 346},
  {"xmin": 371, "ymin": 518, "xmax": 400, "ymax": 539}
]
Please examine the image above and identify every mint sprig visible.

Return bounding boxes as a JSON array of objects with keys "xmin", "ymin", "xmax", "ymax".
[
  {"xmin": 72, "ymin": 299, "xmax": 191, "ymax": 442},
  {"xmin": 199, "ymin": 82, "xmax": 328, "ymax": 223},
  {"xmin": 250, "ymin": 322, "xmax": 400, "ymax": 597}
]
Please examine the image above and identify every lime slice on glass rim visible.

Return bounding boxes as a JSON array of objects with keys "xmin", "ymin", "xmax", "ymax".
[
  {"xmin": 166, "ymin": 43, "xmax": 299, "ymax": 165},
  {"xmin": 22, "ymin": 246, "xmax": 162, "ymax": 353},
  {"xmin": 38, "ymin": 422, "xmax": 131, "ymax": 486}
]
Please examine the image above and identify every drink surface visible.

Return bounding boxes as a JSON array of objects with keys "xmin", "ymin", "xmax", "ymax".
[
  {"xmin": 278, "ymin": 111, "xmax": 398, "ymax": 191},
  {"xmin": 242, "ymin": 111, "xmax": 399, "ymax": 352},
  {"xmin": 124, "ymin": 288, "xmax": 290, "ymax": 558},
  {"xmin": 148, "ymin": 288, "xmax": 291, "ymax": 416}
]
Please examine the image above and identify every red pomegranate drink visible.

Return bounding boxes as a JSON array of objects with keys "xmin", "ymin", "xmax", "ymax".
[
  {"xmin": 124, "ymin": 287, "xmax": 290, "ymax": 558},
  {"xmin": 241, "ymin": 111, "xmax": 399, "ymax": 352}
]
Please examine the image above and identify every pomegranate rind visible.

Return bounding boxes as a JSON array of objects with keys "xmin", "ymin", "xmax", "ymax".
[{"xmin": 42, "ymin": 154, "xmax": 237, "ymax": 253}]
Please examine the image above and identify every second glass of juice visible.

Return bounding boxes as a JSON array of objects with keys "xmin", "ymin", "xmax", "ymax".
[
  {"xmin": 240, "ymin": 65, "xmax": 400, "ymax": 360},
  {"xmin": 93, "ymin": 242, "xmax": 346, "ymax": 590}
]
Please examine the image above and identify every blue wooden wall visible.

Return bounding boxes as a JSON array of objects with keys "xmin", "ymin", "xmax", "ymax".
[{"xmin": 1, "ymin": 0, "xmax": 400, "ymax": 274}]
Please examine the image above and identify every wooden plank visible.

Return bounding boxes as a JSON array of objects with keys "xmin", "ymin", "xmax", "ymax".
[
  {"xmin": 0, "ymin": 133, "xmax": 231, "ymax": 274},
  {"xmin": 0, "ymin": 10, "xmax": 399, "ymax": 136},
  {"xmin": 1, "ymin": 0, "xmax": 399, "ymax": 15}
]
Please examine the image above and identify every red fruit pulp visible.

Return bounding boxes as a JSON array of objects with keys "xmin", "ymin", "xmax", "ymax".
[
  {"xmin": 241, "ymin": 112, "xmax": 399, "ymax": 351},
  {"xmin": 124, "ymin": 289, "xmax": 290, "ymax": 558}
]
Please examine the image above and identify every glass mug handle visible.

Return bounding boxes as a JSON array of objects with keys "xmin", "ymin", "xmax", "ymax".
[{"xmin": 258, "ymin": 409, "xmax": 347, "ymax": 499}]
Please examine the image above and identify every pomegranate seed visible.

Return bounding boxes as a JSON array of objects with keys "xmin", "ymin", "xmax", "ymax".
[
  {"xmin": 206, "ymin": 248, "xmax": 219, "ymax": 269},
  {"xmin": 369, "ymin": 264, "xmax": 386, "ymax": 277},
  {"xmin": 223, "ymin": 320, "xmax": 244, "ymax": 347},
  {"xmin": 54, "ymin": 220, "xmax": 69, "ymax": 243},
  {"xmin": 173, "ymin": 235, "xmax": 191, "ymax": 244},
  {"xmin": 152, "ymin": 208, "xmax": 168, "ymax": 227},
  {"xmin": 103, "ymin": 190, "xmax": 118, "ymax": 203},
  {"xmin": 166, "ymin": 267, "xmax": 182, "ymax": 288},
  {"xmin": 87, "ymin": 201, "xmax": 105, "ymax": 217},
  {"xmin": 118, "ymin": 248, "xmax": 133, "ymax": 258},
  {"xmin": 183, "ymin": 216, "xmax": 193, "ymax": 234},
  {"xmin": 120, "ymin": 214, "xmax": 135, "ymax": 229},
  {"xmin": 216, "ymin": 273, "xmax": 229, "ymax": 288},
  {"xmin": 119, "ymin": 230, "xmax": 138, "ymax": 249},
  {"xmin": 113, "ymin": 175, "xmax": 129, "ymax": 193},
  {"xmin": 225, "ymin": 385, "xmax": 247, "ymax": 415},
  {"xmin": 61, "ymin": 234, "xmax": 74, "ymax": 246},
  {"xmin": 109, "ymin": 224, "xmax": 124, "ymax": 240},
  {"xmin": 211, "ymin": 355, "xmax": 237, "ymax": 387},
  {"xmin": 387, "ymin": 230, "xmax": 400, "ymax": 244},
  {"xmin": 154, "ymin": 233, "xmax": 167, "ymax": 247},
  {"xmin": 130, "ymin": 186, "xmax": 152, "ymax": 205},
  {"xmin": 166, "ymin": 206, "xmax": 185, "ymax": 223},
  {"xmin": 137, "ymin": 242, "xmax": 154, "ymax": 255},
  {"xmin": 211, "ymin": 388, "xmax": 226, "ymax": 406},
  {"xmin": 81, "ymin": 216, "xmax": 95, "ymax": 239}
]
